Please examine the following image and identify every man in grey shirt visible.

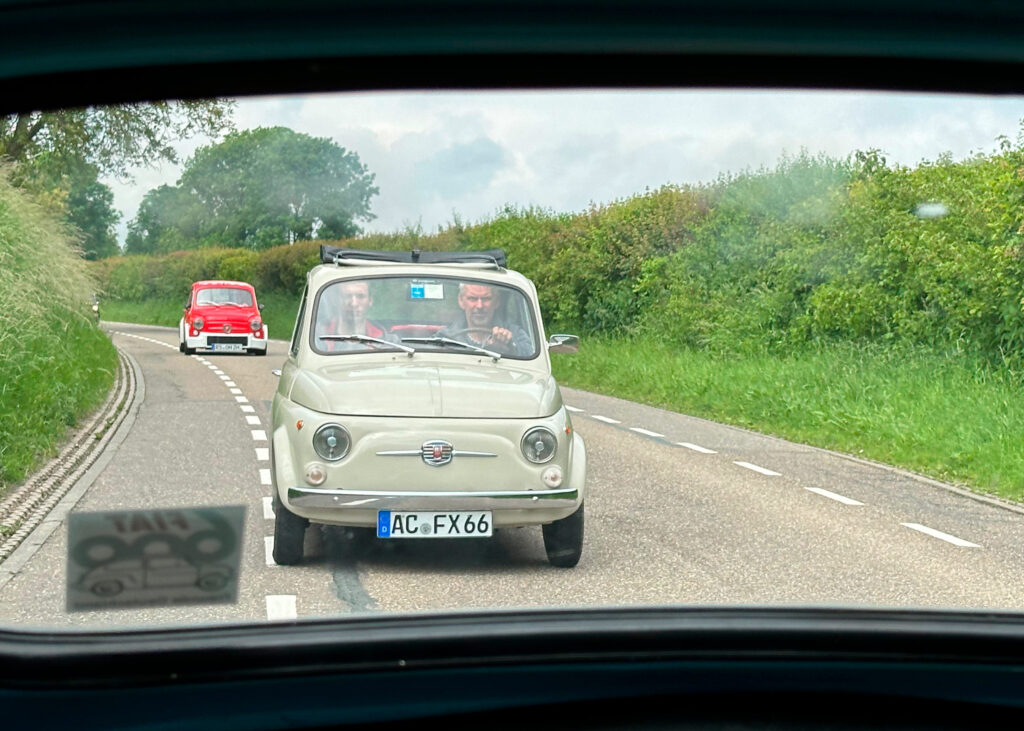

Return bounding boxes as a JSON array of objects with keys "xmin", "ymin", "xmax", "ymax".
[{"xmin": 437, "ymin": 282, "xmax": 533, "ymax": 356}]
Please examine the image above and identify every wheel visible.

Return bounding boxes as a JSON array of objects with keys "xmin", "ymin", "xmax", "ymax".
[
  {"xmin": 542, "ymin": 503, "xmax": 584, "ymax": 568},
  {"xmin": 90, "ymin": 579, "xmax": 124, "ymax": 597},
  {"xmin": 196, "ymin": 572, "xmax": 229, "ymax": 591},
  {"xmin": 179, "ymin": 341, "xmax": 185, "ymax": 353},
  {"xmin": 272, "ymin": 492, "xmax": 308, "ymax": 565}
]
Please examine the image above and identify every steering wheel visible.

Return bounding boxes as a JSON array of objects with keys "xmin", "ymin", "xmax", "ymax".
[{"xmin": 443, "ymin": 327, "xmax": 500, "ymax": 346}]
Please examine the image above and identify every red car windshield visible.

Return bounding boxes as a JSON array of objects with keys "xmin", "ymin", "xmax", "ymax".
[{"xmin": 195, "ymin": 287, "xmax": 254, "ymax": 307}]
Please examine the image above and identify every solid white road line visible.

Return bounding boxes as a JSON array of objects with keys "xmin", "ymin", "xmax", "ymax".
[
  {"xmin": 805, "ymin": 487, "xmax": 864, "ymax": 506},
  {"xmin": 901, "ymin": 523, "xmax": 980, "ymax": 548},
  {"xmin": 260, "ymin": 469, "xmax": 272, "ymax": 485},
  {"xmin": 255, "ymin": 448, "xmax": 270, "ymax": 461},
  {"xmin": 266, "ymin": 595, "xmax": 297, "ymax": 621},
  {"xmin": 251, "ymin": 430, "xmax": 267, "ymax": 441},
  {"xmin": 592, "ymin": 415, "xmax": 621, "ymax": 424},
  {"xmin": 264, "ymin": 536, "xmax": 276, "ymax": 566},
  {"xmin": 564, "ymin": 405, "xmax": 583, "ymax": 412},
  {"xmin": 246, "ymin": 415, "xmax": 262, "ymax": 425},
  {"xmin": 734, "ymin": 461, "xmax": 781, "ymax": 476},
  {"xmin": 262, "ymin": 496, "xmax": 275, "ymax": 519},
  {"xmin": 676, "ymin": 442, "xmax": 717, "ymax": 454},
  {"xmin": 629, "ymin": 427, "xmax": 665, "ymax": 438}
]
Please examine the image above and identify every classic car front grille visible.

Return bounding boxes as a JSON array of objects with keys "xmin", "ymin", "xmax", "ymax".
[{"xmin": 207, "ymin": 336, "xmax": 247, "ymax": 345}]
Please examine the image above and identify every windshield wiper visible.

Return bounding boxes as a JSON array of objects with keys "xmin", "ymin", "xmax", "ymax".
[
  {"xmin": 320, "ymin": 334, "xmax": 416, "ymax": 355},
  {"xmin": 400, "ymin": 336, "xmax": 501, "ymax": 361}
]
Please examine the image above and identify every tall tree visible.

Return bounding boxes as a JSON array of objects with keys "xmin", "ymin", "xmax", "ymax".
[
  {"xmin": 125, "ymin": 184, "xmax": 204, "ymax": 255},
  {"xmin": 168, "ymin": 126, "xmax": 378, "ymax": 249},
  {"xmin": 0, "ymin": 101, "xmax": 235, "ymax": 178}
]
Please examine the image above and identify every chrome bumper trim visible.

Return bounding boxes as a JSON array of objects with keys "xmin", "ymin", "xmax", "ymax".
[{"xmin": 287, "ymin": 486, "xmax": 578, "ymax": 510}]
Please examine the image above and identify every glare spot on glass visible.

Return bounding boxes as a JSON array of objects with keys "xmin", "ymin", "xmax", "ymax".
[{"xmin": 913, "ymin": 202, "xmax": 949, "ymax": 219}]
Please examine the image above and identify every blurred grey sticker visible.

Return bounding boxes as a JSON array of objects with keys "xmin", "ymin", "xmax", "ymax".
[{"xmin": 67, "ymin": 506, "xmax": 245, "ymax": 611}]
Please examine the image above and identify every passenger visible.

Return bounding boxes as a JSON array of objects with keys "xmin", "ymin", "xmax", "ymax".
[
  {"xmin": 319, "ymin": 280, "xmax": 398, "ymax": 351},
  {"xmin": 437, "ymin": 282, "xmax": 533, "ymax": 356}
]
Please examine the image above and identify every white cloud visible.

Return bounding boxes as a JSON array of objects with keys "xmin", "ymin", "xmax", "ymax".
[{"xmin": 104, "ymin": 89, "xmax": 1024, "ymax": 246}]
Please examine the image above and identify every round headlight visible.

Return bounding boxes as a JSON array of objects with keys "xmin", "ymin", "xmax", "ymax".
[
  {"xmin": 313, "ymin": 423, "xmax": 351, "ymax": 462},
  {"xmin": 250, "ymin": 318, "xmax": 262, "ymax": 332},
  {"xmin": 192, "ymin": 317, "xmax": 205, "ymax": 330},
  {"xmin": 521, "ymin": 427, "xmax": 557, "ymax": 464}
]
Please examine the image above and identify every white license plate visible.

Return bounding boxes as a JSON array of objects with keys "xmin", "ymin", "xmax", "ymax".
[
  {"xmin": 377, "ymin": 511, "xmax": 492, "ymax": 538},
  {"xmin": 212, "ymin": 343, "xmax": 245, "ymax": 352}
]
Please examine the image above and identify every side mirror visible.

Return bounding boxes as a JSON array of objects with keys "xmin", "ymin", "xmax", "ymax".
[
  {"xmin": 547, "ymin": 333, "xmax": 579, "ymax": 354},
  {"xmin": 258, "ymin": 303, "xmax": 265, "ymax": 311}
]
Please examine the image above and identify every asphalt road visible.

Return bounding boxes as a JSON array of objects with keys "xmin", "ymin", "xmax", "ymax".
[{"xmin": 1, "ymin": 321, "xmax": 1023, "ymax": 628}]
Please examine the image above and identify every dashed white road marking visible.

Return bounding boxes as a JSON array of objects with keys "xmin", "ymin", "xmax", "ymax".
[
  {"xmin": 677, "ymin": 442, "xmax": 717, "ymax": 454},
  {"xmin": 230, "ymin": 388, "xmax": 243, "ymax": 395},
  {"xmin": 246, "ymin": 415, "xmax": 262, "ymax": 425},
  {"xmin": 266, "ymin": 595, "xmax": 296, "ymax": 621},
  {"xmin": 219, "ymin": 375, "xmax": 230, "ymax": 380},
  {"xmin": 630, "ymin": 427, "xmax": 665, "ymax": 438},
  {"xmin": 734, "ymin": 461, "xmax": 781, "ymax": 476},
  {"xmin": 225, "ymin": 381, "xmax": 237, "ymax": 387},
  {"xmin": 901, "ymin": 523, "xmax": 980, "ymax": 548},
  {"xmin": 564, "ymin": 405, "xmax": 583, "ymax": 412},
  {"xmin": 252, "ymin": 429, "xmax": 267, "ymax": 441},
  {"xmin": 264, "ymin": 536, "xmax": 276, "ymax": 566},
  {"xmin": 592, "ymin": 415, "xmax": 621, "ymax": 424},
  {"xmin": 805, "ymin": 487, "xmax": 864, "ymax": 506},
  {"xmin": 213, "ymin": 370, "xmax": 225, "ymax": 375},
  {"xmin": 259, "ymin": 468, "xmax": 272, "ymax": 485},
  {"xmin": 255, "ymin": 447, "xmax": 270, "ymax": 461},
  {"xmin": 262, "ymin": 496, "xmax": 275, "ymax": 519},
  {"xmin": 240, "ymin": 405, "xmax": 256, "ymax": 413},
  {"xmin": 236, "ymin": 396, "xmax": 249, "ymax": 403}
]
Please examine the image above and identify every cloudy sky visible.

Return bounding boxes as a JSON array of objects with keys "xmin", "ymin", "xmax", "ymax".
[{"xmin": 105, "ymin": 89, "xmax": 1024, "ymax": 244}]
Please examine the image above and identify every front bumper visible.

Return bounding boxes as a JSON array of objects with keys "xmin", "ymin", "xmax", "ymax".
[
  {"xmin": 288, "ymin": 486, "xmax": 579, "ymax": 510},
  {"xmin": 185, "ymin": 330, "xmax": 267, "ymax": 351}
]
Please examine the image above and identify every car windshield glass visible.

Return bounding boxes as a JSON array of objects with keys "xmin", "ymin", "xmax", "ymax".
[
  {"xmin": 196, "ymin": 287, "xmax": 254, "ymax": 307},
  {"xmin": 8, "ymin": 88, "xmax": 1024, "ymax": 633},
  {"xmin": 312, "ymin": 276, "xmax": 538, "ymax": 358}
]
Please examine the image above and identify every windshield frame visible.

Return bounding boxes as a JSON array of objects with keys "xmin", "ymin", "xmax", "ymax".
[{"xmin": 307, "ymin": 273, "xmax": 542, "ymax": 361}]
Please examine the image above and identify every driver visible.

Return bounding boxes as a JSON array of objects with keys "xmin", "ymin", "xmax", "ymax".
[
  {"xmin": 318, "ymin": 280, "xmax": 399, "ymax": 351},
  {"xmin": 437, "ymin": 282, "xmax": 533, "ymax": 356}
]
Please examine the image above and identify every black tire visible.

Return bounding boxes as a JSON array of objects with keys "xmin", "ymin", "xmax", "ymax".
[
  {"xmin": 272, "ymin": 492, "xmax": 308, "ymax": 565},
  {"xmin": 179, "ymin": 341, "xmax": 185, "ymax": 353},
  {"xmin": 256, "ymin": 347, "xmax": 267, "ymax": 356},
  {"xmin": 542, "ymin": 503, "xmax": 584, "ymax": 568}
]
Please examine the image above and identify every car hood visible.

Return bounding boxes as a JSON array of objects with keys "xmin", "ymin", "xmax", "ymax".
[{"xmin": 288, "ymin": 363, "xmax": 562, "ymax": 418}]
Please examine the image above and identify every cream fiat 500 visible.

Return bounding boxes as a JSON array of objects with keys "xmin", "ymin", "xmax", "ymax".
[{"xmin": 271, "ymin": 247, "xmax": 586, "ymax": 567}]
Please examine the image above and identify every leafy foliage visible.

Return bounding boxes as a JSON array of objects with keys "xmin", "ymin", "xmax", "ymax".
[{"xmin": 126, "ymin": 127, "xmax": 378, "ymax": 253}]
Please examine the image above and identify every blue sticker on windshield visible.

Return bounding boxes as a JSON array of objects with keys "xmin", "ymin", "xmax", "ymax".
[
  {"xmin": 410, "ymin": 285, "xmax": 425, "ymax": 299},
  {"xmin": 377, "ymin": 511, "xmax": 391, "ymax": 537}
]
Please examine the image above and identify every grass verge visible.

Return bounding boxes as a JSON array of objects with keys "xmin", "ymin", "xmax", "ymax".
[
  {"xmin": 552, "ymin": 337, "xmax": 1024, "ymax": 501},
  {"xmin": 0, "ymin": 317, "xmax": 118, "ymax": 494}
]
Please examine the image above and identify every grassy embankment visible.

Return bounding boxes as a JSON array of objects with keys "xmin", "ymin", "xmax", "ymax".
[
  {"xmin": 0, "ymin": 172, "xmax": 118, "ymax": 502},
  {"xmin": 552, "ymin": 339, "xmax": 1024, "ymax": 500}
]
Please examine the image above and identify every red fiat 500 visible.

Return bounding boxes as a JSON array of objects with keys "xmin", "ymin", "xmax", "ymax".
[{"xmin": 178, "ymin": 280, "xmax": 268, "ymax": 356}]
